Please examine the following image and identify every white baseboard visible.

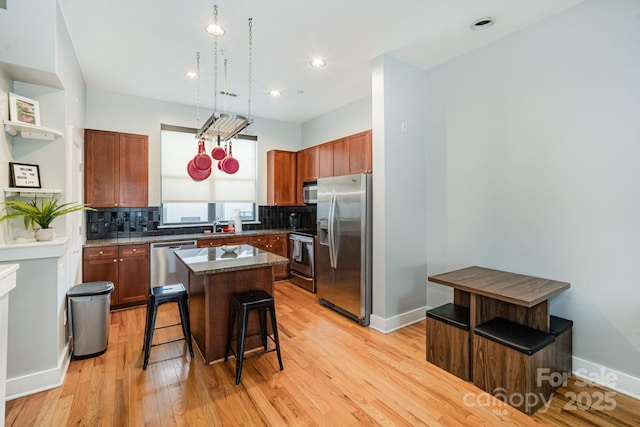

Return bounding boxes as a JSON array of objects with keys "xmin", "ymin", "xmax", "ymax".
[
  {"xmin": 6, "ymin": 348, "xmax": 71, "ymax": 400},
  {"xmin": 572, "ymin": 356, "xmax": 640, "ymax": 401},
  {"xmin": 370, "ymin": 305, "xmax": 427, "ymax": 334}
]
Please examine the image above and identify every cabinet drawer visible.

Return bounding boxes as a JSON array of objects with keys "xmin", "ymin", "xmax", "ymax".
[
  {"xmin": 84, "ymin": 246, "xmax": 118, "ymax": 259},
  {"xmin": 120, "ymin": 244, "xmax": 148, "ymax": 257}
]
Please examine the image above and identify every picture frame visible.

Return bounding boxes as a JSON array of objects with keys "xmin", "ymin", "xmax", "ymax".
[
  {"xmin": 8, "ymin": 93, "xmax": 41, "ymax": 126},
  {"xmin": 9, "ymin": 162, "xmax": 41, "ymax": 188}
]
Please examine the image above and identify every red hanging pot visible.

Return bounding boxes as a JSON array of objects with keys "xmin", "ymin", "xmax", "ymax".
[
  {"xmin": 193, "ymin": 138, "xmax": 212, "ymax": 171},
  {"xmin": 211, "ymin": 135, "xmax": 226, "ymax": 160},
  {"xmin": 187, "ymin": 159, "xmax": 211, "ymax": 181},
  {"xmin": 217, "ymin": 141, "xmax": 228, "ymax": 170},
  {"xmin": 222, "ymin": 140, "xmax": 240, "ymax": 174}
]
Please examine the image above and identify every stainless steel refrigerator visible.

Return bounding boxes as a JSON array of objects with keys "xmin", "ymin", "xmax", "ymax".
[{"xmin": 316, "ymin": 173, "xmax": 372, "ymax": 325}]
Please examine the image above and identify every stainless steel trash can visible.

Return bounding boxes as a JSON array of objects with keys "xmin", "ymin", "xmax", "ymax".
[{"xmin": 67, "ymin": 281, "xmax": 114, "ymax": 359}]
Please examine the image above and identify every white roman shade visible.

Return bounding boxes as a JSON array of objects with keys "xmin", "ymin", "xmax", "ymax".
[{"xmin": 161, "ymin": 128, "xmax": 257, "ymax": 203}]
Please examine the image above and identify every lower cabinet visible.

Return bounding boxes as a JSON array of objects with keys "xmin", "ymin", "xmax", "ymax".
[
  {"xmin": 83, "ymin": 244, "xmax": 150, "ymax": 308},
  {"xmin": 253, "ymin": 234, "xmax": 289, "ymax": 281},
  {"xmin": 197, "ymin": 233, "xmax": 289, "ymax": 280}
]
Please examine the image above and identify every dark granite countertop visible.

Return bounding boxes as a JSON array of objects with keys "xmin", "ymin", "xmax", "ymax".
[
  {"xmin": 83, "ymin": 229, "xmax": 292, "ymax": 248},
  {"xmin": 174, "ymin": 244, "xmax": 289, "ymax": 275}
]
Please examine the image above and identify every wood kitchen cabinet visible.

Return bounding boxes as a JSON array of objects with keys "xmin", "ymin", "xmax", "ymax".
[
  {"xmin": 332, "ymin": 137, "xmax": 349, "ymax": 176},
  {"xmin": 296, "ymin": 146, "xmax": 319, "ymax": 204},
  {"xmin": 83, "ymin": 244, "xmax": 150, "ymax": 308},
  {"xmin": 267, "ymin": 150, "xmax": 297, "ymax": 206},
  {"xmin": 314, "ymin": 130, "xmax": 372, "ymax": 178},
  {"xmin": 197, "ymin": 236, "xmax": 247, "ymax": 248},
  {"xmin": 297, "ymin": 146, "xmax": 319, "ymax": 182},
  {"xmin": 253, "ymin": 234, "xmax": 289, "ymax": 280},
  {"xmin": 318, "ymin": 142, "xmax": 334, "ymax": 178},
  {"xmin": 347, "ymin": 130, "xmax": 372, "ymax": 174},
  {"xmin": 85, "ymin": 129, "xmax": 149, "ymax": 207}
]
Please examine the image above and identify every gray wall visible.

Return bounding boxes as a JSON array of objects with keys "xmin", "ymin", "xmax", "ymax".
[
  {"xmin": 86, "ymin": 88, "xmax": 302, "ymax": 206},
  {"xmin": 425, "ymin": 0, "xmax": 640, "ymax": 378},
  {"xmin": 372, "ymin": 55, "xmax": 428, "ymax": 320},
  {"xmin": 301, "ymin": 96, "xmax": 372, "ymax": 148}
]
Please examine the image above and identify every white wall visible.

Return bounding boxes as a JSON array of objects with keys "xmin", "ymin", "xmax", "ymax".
[
  {"xmin": 425, "ymin": 0, "xmax": 640, "ymax": 379},
  {"xmin": 86, "ymin": 88, "xmax": 302, "ymax": 206},
  {"xmin": 301, "ymin": 96, "xmax": 372, "ymax": 148},
  {"xmin": 0, "ymin": 0, "xmax": 56, "ymax": 74},
  {"xmin": 371, "ymin": 55, "xmax": 428, "ymax": 324}
]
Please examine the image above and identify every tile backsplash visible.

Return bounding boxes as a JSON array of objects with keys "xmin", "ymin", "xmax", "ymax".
[{"xmin": 86, "ymin": 205, "xmax": 317, "ymax": 240}]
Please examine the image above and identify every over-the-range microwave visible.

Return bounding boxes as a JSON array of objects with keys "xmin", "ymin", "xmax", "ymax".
[{"xmin": 302, "ymin": 181, "xmax": 317, "ymax": 204}]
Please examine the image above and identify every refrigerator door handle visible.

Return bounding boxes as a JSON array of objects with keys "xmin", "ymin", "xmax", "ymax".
[{"xmin": 328, "ymin": 192, "xmax": 337, "ymax": 269}]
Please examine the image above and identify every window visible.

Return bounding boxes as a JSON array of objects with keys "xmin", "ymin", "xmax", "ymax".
[{"xmin": 160, "ymin": 125, "xmax": 257, "ymax": 225}]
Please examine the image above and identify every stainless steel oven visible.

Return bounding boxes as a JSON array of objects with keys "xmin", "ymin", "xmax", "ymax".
[{"xmin": 289, "ymin": 232, "xmax": 315, "ymax": 292}]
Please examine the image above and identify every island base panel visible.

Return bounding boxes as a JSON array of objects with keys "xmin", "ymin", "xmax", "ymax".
[{"xmin": 189, "ymin": 266, "xmax": 275, "ymax": 364}]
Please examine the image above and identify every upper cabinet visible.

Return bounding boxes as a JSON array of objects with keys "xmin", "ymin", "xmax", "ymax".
[
  {"xmin": 346, "ymin": 130, "xmax": 372, "ymax": 174},
  {"xmin": 297, "ymin": 146, "xmax": 319, "ymax": 182},
  {"xmin": 315, "ymin": 130, "xmax": 372, "ymax": 179},
  {"xmin": 268, "ymin": 130, "xmax": 372, "ymax": 206},
  {"xmin": 318, "ymin": 142, "xmax": 334, "ymax": 178},
  {"xmin": 296, "ymin": 146, "xmax": 319, "ymax": 205},
  {"xmin": 267, "ymin": 150, "xmax": 298, "ymax": 206},
  {"xmin": 85, "ymin": 129, "xmax": 149, "ymax": 207}
]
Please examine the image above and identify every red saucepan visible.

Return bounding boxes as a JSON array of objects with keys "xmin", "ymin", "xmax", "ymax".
[
  {"xmin": 218, "ymin": 141, "xmax": 228, "ymax": 170},
  {"xmin": 221, "ymin": 140, "xmax": 240, "ymax": 174},
  {"xmin": 193, "ymin": 138, "xmax": 212, "ymax": 171},
  {"xmin": 211, "ymin": 135, "xmax": 226, "ymax": 160}
]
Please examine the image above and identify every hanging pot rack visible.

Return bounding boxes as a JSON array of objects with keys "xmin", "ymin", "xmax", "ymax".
[
  {"xmin": 195, "ymin": 112, "xmax": 251, "ymax": 142},
  {"xmin": 195, "ymin": 7, "xmax": 253, "ymax": 143}
]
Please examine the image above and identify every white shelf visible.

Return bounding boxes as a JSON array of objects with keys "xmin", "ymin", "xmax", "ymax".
[
  {"xmin": 3, "ymin": 187, "xmax": 62, "ymax": 197},
  {"xmin": 3, "ymin": 120, "xmax": 63, "ymax": 141}
]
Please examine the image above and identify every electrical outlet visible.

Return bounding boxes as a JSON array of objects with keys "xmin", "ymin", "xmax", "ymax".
[{"xmin": 401, "ymin": 122, "xmax": 408, "ymax": 133}]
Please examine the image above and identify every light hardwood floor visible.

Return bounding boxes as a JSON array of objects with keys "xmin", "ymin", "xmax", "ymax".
[{"xmin": 5, "ymin": 281, "xmax": 639, "ymax": 426}]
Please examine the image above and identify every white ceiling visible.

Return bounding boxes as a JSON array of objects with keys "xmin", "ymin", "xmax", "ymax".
[{"xmin": 58, "ymin": 0, "xmax": 583, "ymax": 124}]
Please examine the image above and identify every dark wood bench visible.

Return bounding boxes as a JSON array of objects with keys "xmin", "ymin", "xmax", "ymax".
[
  {"xmin": 549, "ymin": 315, "xmax": 573, "ymax": 387},
  {"xmin": 473, "ymin": 317, "xmax": 556, "ymax": 415},
  {"xmin": 426, "ymin": 303, "xmax": 470, "ymax": 380}
]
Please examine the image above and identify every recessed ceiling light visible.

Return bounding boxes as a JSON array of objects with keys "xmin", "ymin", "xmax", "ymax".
[
  {"xmin": 205, "ymin": 24, "xmax": 225, "ymax": 36},
  {"xmin": 269, "ymin": 90, "xmax": 281, "ymax": 97},
  {"xmin": 185, "ymin": 72, "xmax": 197, "ymax": 79},
  {"xmin": 471, "ymin": 17, "xmax": 495, "ymax": 31},
  {"xmin": 310, "ymin": 58, "xmax": 326, "ymax": 68}
]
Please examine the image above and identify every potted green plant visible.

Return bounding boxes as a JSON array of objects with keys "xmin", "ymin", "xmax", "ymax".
[{"xmin": 0, "ymin": 196, "xmax": 95, "ymax": 241}]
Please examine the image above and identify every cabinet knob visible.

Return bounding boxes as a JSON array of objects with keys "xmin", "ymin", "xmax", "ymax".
[
  {"xmin": 132, "ymin": 248, "xmax": 137, "ymax": 252},
  {"xmin": 99, "ymin": 251, "xmax": 103, "ymax": 255},
  {"xmin": 119, "ymin": 258, "xmax": 123, "ymax": 262},
  {"xmin": 114, "ymin": 204, "xmax": 118, "ymax": 207},
  {"xmin": 113, "ymin": 259, "xmax": 117, "ymax": 263}
]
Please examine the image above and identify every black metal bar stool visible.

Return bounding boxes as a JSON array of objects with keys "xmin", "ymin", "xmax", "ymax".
[
  {"xmin": 142, "ymin": 283, "xmax": 194, "ymax": 370},
  {"xmin": 224, "ymin": 289, "xmax": 283, "ymax": 384}
]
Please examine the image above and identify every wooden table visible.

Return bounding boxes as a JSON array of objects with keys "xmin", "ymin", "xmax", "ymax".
[
  {"xmin": 427, "ymin": 266, "xmax": 572, "ymax": 414},
  {"xmin": 428, "ymin": 266, "xmax": 570, "ymax": 333},
  {"xmin": 175, "ymin": 245, "xmax": 289, "ymax": 364}
]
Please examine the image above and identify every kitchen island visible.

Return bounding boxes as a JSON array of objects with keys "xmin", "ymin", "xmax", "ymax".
[{"xmin": 174, "ymin": 244, "xmax": 289, "ymax": 364}]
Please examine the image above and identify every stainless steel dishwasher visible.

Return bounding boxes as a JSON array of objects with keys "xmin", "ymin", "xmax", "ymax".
[{"xmin": 150, "ymin": 240, "xmax": 197, "ymax": 288}]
